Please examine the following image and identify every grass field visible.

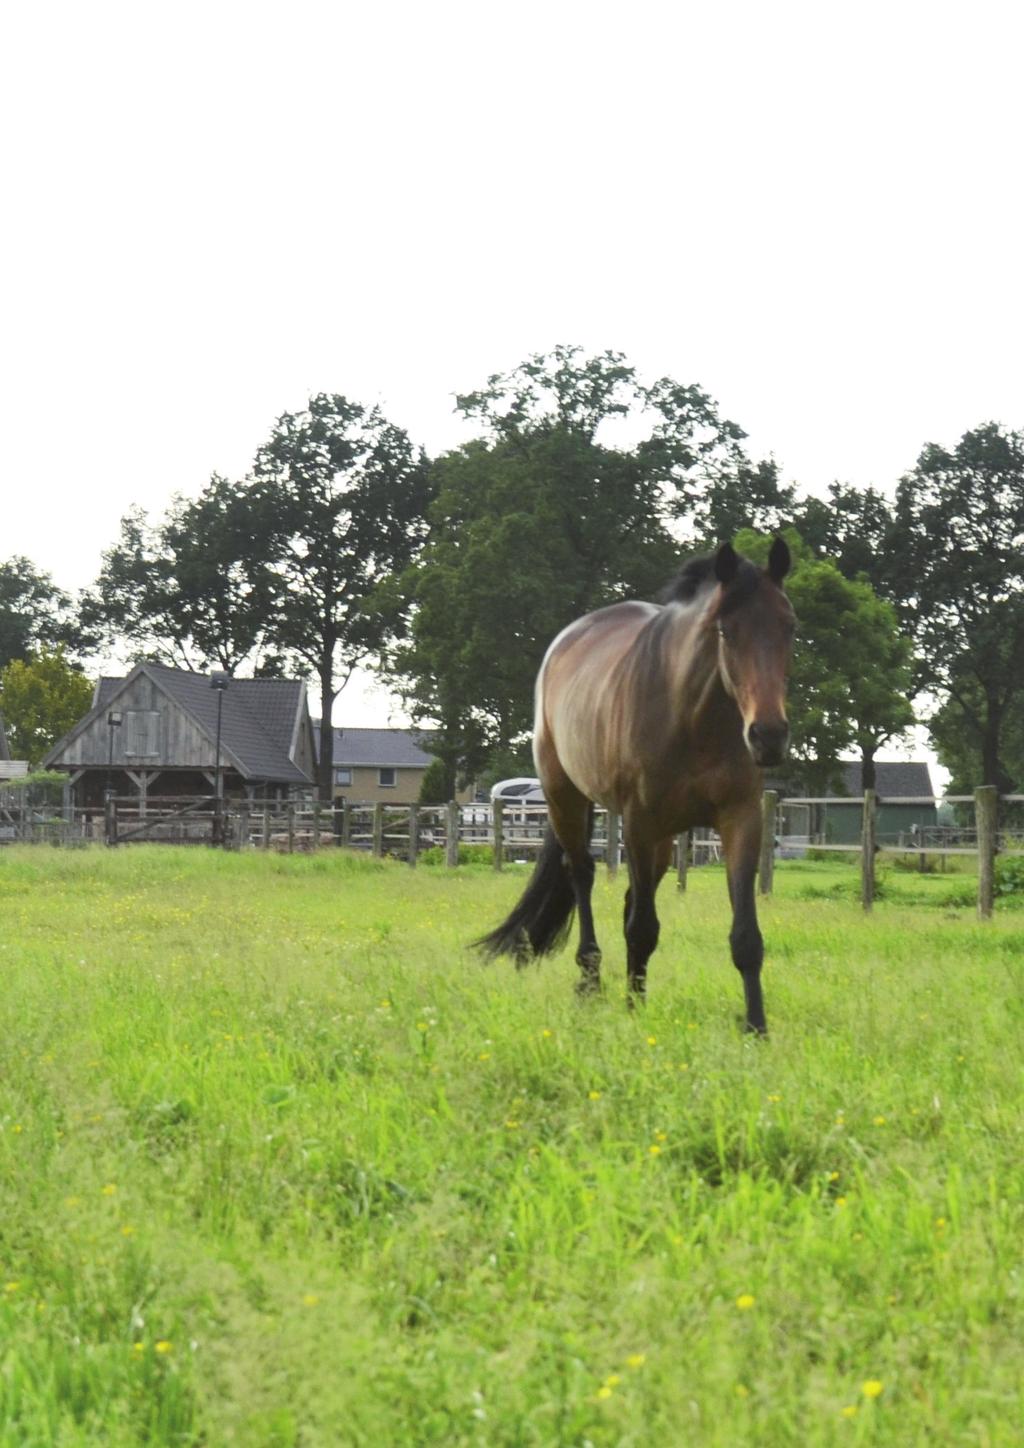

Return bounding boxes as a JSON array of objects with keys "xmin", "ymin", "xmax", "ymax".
[{"xmin": 2, "ymin": 846, "xmax": 1023, "ymax": 1446}]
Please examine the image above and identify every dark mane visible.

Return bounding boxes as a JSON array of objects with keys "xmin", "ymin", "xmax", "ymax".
[{"xmin": 658, "ymin": 553, "xmax": 761, "ymax": 614}]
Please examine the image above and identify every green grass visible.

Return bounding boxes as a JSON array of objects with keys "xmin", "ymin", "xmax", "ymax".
[{"xmin": 2, "ymin": 846, "xmax": 1024, "ymax": 1445}]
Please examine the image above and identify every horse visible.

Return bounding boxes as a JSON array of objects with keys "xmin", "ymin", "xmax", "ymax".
[{"xmin": 476, "ymin": 539, "xmax": 794, "ymax": 1034}]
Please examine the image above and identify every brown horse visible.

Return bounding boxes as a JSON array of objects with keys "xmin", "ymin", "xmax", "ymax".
[{"xmin": 477, "ymin": 540, "xmax": 794, "ymax": 1033}]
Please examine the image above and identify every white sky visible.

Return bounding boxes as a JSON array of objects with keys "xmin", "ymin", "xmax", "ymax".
[{"xmin": 2, "ymin": 0, "xmax": 1022, "ymax": 769}]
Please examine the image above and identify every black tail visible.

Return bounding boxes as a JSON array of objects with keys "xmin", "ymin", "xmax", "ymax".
[{"xmin": 475, "ymin": 826, "xmax": 577, "ymax": 962}]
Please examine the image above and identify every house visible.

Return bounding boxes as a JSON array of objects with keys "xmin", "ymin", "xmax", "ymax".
[
  {"xmin": 42, "ymin": 662, "xmax": 316, "ymax": 807},
  {"xmin": 315, "ymin": 725, "xmax": 473, "ymax": 805},
  {"xmin": 773, "ymin": 761, "xmax": 937, "ymax": 845}
]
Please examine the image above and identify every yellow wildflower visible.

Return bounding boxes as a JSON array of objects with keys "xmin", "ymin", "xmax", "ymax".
[
  {"xmin": 626, "ymin": 1353, "xmax": 646, "ymax": 1369},
  {"xmin": 873, "ymin": 1116, "xmax": 886, "ymax": 1126},
  {"xmin": 101, "ymin": 1184, "xmax": 117, "ymax": 1196},
  {"xmin": 735, "ymin": 1293, "xmax": 755, "ymax": 1311},
  {"xmin": 649, "ymin": 1144, "xmax": 662, "ymax": 1156},
  {"xmin": 646, "ymin": 1035, "xmax": 657, "ymax": 1046},
  {"xmin": 841, "ymin": 1404, "xmax": 857, "ymax": 1418},
  {"xmin": 4, "ymin": 1282, "xmax": 20, "ymax": 1294},
  {"xmin": 596, "ymin": 1384, "xmax": 613, "ymax": 1400},
  {"xmin": 861, "ymin": 1380, "xmax": 883, "ymax": 1399},
  {"xmin": 303, "ymin": 1293, "xmax": 319, "ymax": 1306},
  {"xmin": 588, "ymin": 1090, "xmax": 602, "ymax": 1100},
  {"xmin": 155, "ymin": 1340, "xmax": 172, "ymax": 1354}
]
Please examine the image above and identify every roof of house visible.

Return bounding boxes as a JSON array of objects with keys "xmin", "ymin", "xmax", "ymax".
[
  {"xmin": 766, "ymin": 760, "xmax": 936, "ymax": 799},
  {"xmin": 49, "ymin": 663, "xmax": 313, "ymax": 784},
  {"xmin": 314, "ymin": 725, "xmax": 436, "ymax": 769},
  {"xmin": 835, "ymin": 761, "xmax": 935, "ymax": 798}
]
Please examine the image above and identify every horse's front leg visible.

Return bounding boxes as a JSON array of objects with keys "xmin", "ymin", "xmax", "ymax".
[
  {"xmin": 622, "ymin": 832, "xmax": 674, "ymax": 1004},
  {"xmin": 718, "ymin": 803, "xmax": 767, "ymax": 1035}
]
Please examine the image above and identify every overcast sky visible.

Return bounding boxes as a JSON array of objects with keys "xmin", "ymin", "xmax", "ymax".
[{"xmin": 2, "ymin": 0, "xmax": 1022, "ymax": 750}]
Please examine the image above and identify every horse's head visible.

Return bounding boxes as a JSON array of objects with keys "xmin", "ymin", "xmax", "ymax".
[{"xmin": 711, "ymin": 539, "xmax": 795, "ymax": 768}]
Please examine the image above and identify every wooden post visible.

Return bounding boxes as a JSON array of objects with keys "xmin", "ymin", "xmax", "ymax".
[
  {"xmin": 408, "ymin": 806, "xmax": 419, "ymax": 866},
  {"xmin": 605, "ymin": 807, "xmax": 620, "ymax": 878},
  {"xmin": 286, "ymin": 803, "xmax": 295, "ymax": 854},
  {"xmin": 262, "ymin": 806, "xmax": 270, "ymax": 851},
  {"xmin": 759, "ymin": 790, "xmax": 777, "ymax": 896},
  {"xmin": 237, "ymin": 800, "xmax": 250, "ymax": 850},
  {"xmin": 104, "ymin": 790, "xmax": 118, "ymax": 847},
  {"xmin": 341, "ymin": 800, "xmax": 351, "ymax": 849},
  {"xmin": 861, "ymin": 789, "xmax": 876, "ymax": 912},
  {"xmin": 313, "ymin": 802, "xmax": 322, "ymax": 852},
  {"xmin": 445, "ymin": 800, "xmax": 459, "ymax": 867},
  {"xmin": 372, "ymin": 803, "xmax": 384, "ymax": 858},
  {"xmin": 492, "ymin": 800, "xmax": 504, "ymax": 871},
  {"xmin": 976, "ymin": 784, "xmax": 998, "ymax": 920},
  {"xmin": 676, "ymin": 832, "xmax": 688, "ymax": 891}
]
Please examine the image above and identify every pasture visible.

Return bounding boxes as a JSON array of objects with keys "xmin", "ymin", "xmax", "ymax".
[{"xmin": 1, "ymin": 847, "xmax": 1023, "ymax": 1446}]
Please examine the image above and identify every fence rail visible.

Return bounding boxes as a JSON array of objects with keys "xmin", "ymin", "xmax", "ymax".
[{"xmin": 1, "ymin": 785, "xmax": 1011, "ymax": 919}]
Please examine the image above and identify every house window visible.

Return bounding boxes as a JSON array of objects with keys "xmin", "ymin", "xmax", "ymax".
[
  {"xmin": 378, "ymin": 767, "xmax": 396, "ymax": 787},
  {"xmin": 125, "ymin": 710, "xmax": 161, "ymax": 757},
  {"xmin": 335, "ymin": 767, "xmax": 352, "ymax": 786}
]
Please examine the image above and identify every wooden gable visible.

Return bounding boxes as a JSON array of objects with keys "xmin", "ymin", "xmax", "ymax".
[{"xmin": 47, "ymin": 668, "xmax": 234, "ymax": 772}]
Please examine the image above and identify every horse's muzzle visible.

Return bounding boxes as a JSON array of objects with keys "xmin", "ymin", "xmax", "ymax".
[{"xmin": 746, "ymin": 722, "xmax": 790, "ymax": 768}]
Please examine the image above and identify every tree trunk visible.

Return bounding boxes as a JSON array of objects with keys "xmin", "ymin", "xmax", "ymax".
[
  {"xmin": 981, "ymin": 697, "xmax": 1011, "ymax": 793},
  {"xmin": 861, "ymin": 742, "xmax": 876, "ymax": 793},
  {"xmin": 318, "ymin": 661, "xmax": 335, "ymax": 803}
]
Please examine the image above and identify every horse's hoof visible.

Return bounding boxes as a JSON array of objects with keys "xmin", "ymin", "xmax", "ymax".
[{"xmin": 575, "ymin": 977, "xmax": 603, "ymax": 999}]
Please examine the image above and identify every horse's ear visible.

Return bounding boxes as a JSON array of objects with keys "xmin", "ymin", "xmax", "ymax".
[
  {"xmin": 714, "ymin": 542, "xmax": 740, "ymax": 585},
  {"xmin": 767, "ymin": 537, "xmax": 791, "ymax": 583}
]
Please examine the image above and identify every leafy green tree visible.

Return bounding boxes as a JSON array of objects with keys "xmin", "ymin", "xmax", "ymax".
[
  {"xmin": 388, "ymin": 346, "xmax": 766, "ymax": 778},
  {"xmin": 692, "ymin": 458, "xmax": 797, "ymax": 546},
  {"xmin": 0, "ymin": 649, "xmax": 93, "ymax": 765},
  {"xmin": 735, "ymin": 530, "xmax": 915, "ymax": 791},
  {"xmin": 894, "ymin": 423, "xmax": 1024, "ymax": 790},
  {"xmin": 795, "ymin": 483, "xmax": 900, "ymax": 598},
  {"xmin": 0, "ymin": 557, "xmax": 85, "ymax": 671},
  {"xmin": 83, "ymin": 479, "xmax": 285, "ymax": 674},
  {"xmin": 251, "ymin": 394, "xmax": 432, "ymax": 800},
  {"xmin": 416, "ymin": 758, "xmax": 448, "ymax": 805}
]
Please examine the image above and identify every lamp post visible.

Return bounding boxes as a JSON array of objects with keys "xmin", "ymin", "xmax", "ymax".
[
  {"xmin": 210, "ymin": 671, "xmax": 230, "ymax": 844},
  {"xmin": 106, "ymin": 710, "xmax": 123, "ymax": 794}
]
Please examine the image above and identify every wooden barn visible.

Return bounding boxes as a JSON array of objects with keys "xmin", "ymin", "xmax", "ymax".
[{"xmin": 42, "ymin": 663, "xmax": 316, "ymax": 807}]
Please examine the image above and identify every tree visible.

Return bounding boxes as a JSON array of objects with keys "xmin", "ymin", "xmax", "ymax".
[
  {"xmin": 0, "ymin": 649, "xmax": 93, "ymax": 765},
  {"xmin": 795, "ymin": 483, "xmax": 900, "ymax": 598},
  {"xmin": 691, "ymin": 458, "xmax": 797, "ymax": 546},
  {"xmin": 251, "ymin": 394, "xmax": 431, "ymax": 801},
  {"xmin": 83, "ymin": 479, "xmax": 283, "ymax": 674},
  {"xmin": 0, "ymin": 557, "xmax": 85, "ymax": 671},
  {"xmin": 894, "ymin": 423, "xmax": 1024, "ymax": 790},
  {"xmin": 735, "ymin": 530, "xmax": 915, "ymax": 791},
  {"xmin": 388, "ymin": 346, "xmax": 767, "ymax": 779}
]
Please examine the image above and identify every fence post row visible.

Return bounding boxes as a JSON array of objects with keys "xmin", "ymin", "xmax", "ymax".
[
  {"xmin": 445, "ymin": 800, "xmax": 459, "ymax": 867},
  {"xmin": 492, "ymin": 800, "xmax": 504, "ymax": 871},
  {"xmin": 759, "ymin": 790, "xmax": 776, "ymax": 896},
  {"xmin": 676, "ymin": 832, "xmax": 689, "ymax": 892},
  {"xmin": 371, "ymin": 803, "xmax": 384, "ymax": 858},
  {"xmin": 605, "ymin": 806, "xmax": 620, "ymax": 878},
  {"xmin": 408, "ymin": 806, "xmax": 419, "ymax": 867},
  {"xmin": 976, "ymin": 784, "xmax": 998, "ymax": 920},
  {"xmin": 104, "ymin": 790, "xmax": 118, "ymax": 847},
  {"xmin": 860, "ymin": 789, "xmax": 877, "ymax": 911}
]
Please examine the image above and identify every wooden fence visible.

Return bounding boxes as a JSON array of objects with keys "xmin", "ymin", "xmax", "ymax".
[{"xmin": 2, "ymin": 785, "xmax": 1014, "ymax": 920}]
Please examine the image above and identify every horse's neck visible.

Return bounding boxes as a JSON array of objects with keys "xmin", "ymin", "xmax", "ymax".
[{"xmin": 660, "ymin": 600, "xmax": 729, "ymax": 733}]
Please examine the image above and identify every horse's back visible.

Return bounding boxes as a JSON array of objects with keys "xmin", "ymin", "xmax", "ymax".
[{"xmin": 535, "ymin": 601, "xmax": 661, "ymax": 804}]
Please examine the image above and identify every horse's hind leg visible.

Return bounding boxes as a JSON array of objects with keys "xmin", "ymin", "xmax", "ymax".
[{"xmin": 623, "ymin": 833, "xmax": 674, "ymax": 1003}]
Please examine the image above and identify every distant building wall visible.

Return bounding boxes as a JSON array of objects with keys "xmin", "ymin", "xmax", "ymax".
[
  {"xmin": 824, "ymin": 802, "xmax": 938, "ymax": 845},
  {"xmin": 333, "ymin": 765, "xmax": 473, "ymax": 805}
]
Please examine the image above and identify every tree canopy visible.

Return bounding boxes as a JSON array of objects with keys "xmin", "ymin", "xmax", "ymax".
[
  {"xmin": 0, "ymin": 557, "xmax": 85, "ymax": 672},
  {"xmin": 0, "ymin": 649, "xmax": 93, "ymax": 766},
  {"xmin": 894, "ymin": 423, "xmax": 1024, "ymax": 790}
]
